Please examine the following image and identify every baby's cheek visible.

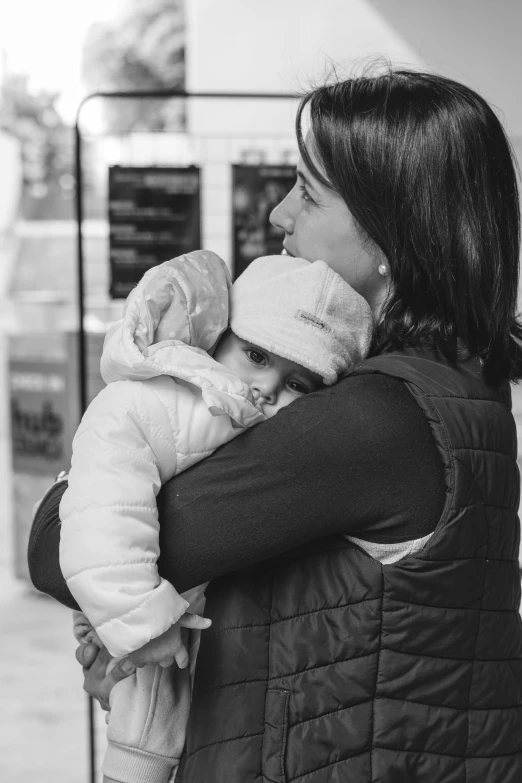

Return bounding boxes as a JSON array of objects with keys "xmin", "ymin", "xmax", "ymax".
[{"xmin": 262, "ymin": 405, "xmax": 280, "ymax": 420}]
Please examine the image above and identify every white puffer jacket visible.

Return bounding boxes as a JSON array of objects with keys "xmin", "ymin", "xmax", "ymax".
[{"xmin": 59, "ymin": 251, "xmax": 265, "ymax": 658}]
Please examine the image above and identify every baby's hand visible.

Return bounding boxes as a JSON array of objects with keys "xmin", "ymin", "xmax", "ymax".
[{"xmin": 127, "ymin": 612, "xmax": 211, "ymax": 669}]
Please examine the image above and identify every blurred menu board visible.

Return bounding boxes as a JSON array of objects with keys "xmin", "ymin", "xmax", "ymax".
[
  {"xmin": 109, "ymin": 166, "xmax": 201, "ymax": 298},
  {"xmin": 232, "ymin": 164, "xmax": 296, "ymax": 279},
  {"xmin": 10, "ymin": 358, "xmax": 73, "ymax": 476}
]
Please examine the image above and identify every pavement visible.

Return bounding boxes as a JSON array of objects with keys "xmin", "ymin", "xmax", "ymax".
[{"xmin": 0, "ymin": 576, "xmax": 107, "ymax": 783}]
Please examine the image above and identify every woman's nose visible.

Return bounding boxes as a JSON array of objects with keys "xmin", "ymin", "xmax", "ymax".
[{"xmin": 269, "ymin": 188, "xmax": 295, "ymax": 235}]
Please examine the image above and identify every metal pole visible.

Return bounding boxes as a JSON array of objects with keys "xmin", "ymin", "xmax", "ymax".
[
  {"xmin": 74, "ymin": 122, "xmax": 87, "ymax": 416},
  {"xmin": 87, "ymin": 692, "xmax": 96, "ymax": 783},
  {"xmin": 77, "ymin": 88, "xmax": 297, "ymax": 101},
  {"xmin": 73, "ymin": 86, "xmax": 298, "ymax": 783},
  {"xmin": 74, "ymin": 119, "xmax": 95, "ymax": 783}
]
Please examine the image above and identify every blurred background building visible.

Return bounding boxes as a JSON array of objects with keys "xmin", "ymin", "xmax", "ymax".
[{"xmin": 1, "ymin": 1, "xmax": 522, "ymax": 781}]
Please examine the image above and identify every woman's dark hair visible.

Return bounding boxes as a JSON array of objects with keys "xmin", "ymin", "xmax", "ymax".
[{"xmin": 296, "ymin": 67, "xmax": 522, "ymax": 385}]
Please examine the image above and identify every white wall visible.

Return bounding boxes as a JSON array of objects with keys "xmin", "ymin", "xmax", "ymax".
[
  {"xmin": 369, "ymin": 0, "xmax": 522, "ymax": 139},
  {"xmin": 186, "ymin": 0, "xmax": 424, "ymax": 94}
]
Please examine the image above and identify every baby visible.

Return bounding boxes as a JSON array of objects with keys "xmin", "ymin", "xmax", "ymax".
[{"xmin": 59, "ymin": 250, "xmax": 373, "ymax": 783}]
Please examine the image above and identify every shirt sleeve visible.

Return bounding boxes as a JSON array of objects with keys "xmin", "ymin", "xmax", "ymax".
[
  {"xmin": 28, "ymin": 374, "xmax": 445, "ymax": 605},
  {"xmin": 156, "ymin": 374, "xmax": 445, "ymax": 592},
  {"xmin": 28, "ymin": 479, "xmax": 78, "ymax": 610},
  {"xmin": 102, "ymin": 663, "xmax": 191, "ymax": 783}
]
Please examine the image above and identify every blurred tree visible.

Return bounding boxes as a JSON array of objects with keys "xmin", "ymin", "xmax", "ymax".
[
  {"xmin": 0, "ymin": 74, "xmax": 74, "ymax": 218},
  {"xmin": 82, "ymin": 0, "xmax": 185, "ymax": 132}
]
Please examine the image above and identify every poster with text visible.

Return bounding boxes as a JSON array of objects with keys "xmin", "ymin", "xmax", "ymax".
[
  {"xmin": 232, "ymin": 165, "xmax": 295, "ymax": 279},
  {"xmin": 109, "ymin": 166, "xmax": 201, "ymax": 298},
  {"xmin": 10, "ymin": 359, "xmax": 73, "ymax": 477}
]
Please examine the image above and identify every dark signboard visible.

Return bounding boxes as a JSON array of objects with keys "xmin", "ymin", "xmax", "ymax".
[
  {"xmin": 109, "ymin": 166, "xmax": 201, "ymax": 298},
  {"xmin": 232, "ymin": 164, "xmax": 295, "ymax": 279}
]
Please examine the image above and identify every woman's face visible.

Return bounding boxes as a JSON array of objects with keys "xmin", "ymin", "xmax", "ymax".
[{"xmin": 269, "ymin": 139, "xmax": 389, "ymax": 315}]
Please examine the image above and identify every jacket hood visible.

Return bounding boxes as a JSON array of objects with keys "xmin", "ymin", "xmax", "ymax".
[{"xmin": 100, "ymin": 251, "xmax": 264, "ymax": 428}]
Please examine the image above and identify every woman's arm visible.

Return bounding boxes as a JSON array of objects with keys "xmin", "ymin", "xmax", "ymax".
[
  {"xmin": 28, "ymin": 374, "xmax": 445, "ymax": 603},
  {"xmin": 156, "ymin": 373, "xmax": 445, "ymax": 592},
  {"xmin": 28, "ymin": 480, "xmax": 78, "ymax": 608}
]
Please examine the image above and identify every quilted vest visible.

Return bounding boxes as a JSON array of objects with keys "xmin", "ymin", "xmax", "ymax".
[{"xmin": 180, "ymin": 349, "xmax": 522, "ymax": 783}]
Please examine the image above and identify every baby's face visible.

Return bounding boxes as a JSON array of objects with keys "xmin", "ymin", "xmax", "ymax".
[{"xmin": 214, "ymin": 332, "xmax": 323, "ymax": 419}]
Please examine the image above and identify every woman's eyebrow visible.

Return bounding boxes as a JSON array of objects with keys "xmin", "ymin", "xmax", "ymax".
[{"xmin": 296, "ymin": 168, "xmax": 319, "ymax": 194}]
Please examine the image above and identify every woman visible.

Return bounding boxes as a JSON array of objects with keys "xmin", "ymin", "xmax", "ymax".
[{"xmin": 29, "ymin": 68, "xmax": 522, "ymax": 782}]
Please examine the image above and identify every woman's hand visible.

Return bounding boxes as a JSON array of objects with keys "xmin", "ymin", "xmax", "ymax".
[
  {"xmin": 128, "ymin": 613, "xmax": 211, "ymax": 669},
  {"xmin": 76, "ymin": 643, "xmax": 133, "ymax": 711},
  {"xmin": 76, "ymin": 613, "xmax": 212, "ymax": 710}
]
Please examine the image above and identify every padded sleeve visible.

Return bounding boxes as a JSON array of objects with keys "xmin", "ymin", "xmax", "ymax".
[{"xmin": 59, "ymin": 381, "xmax": 189, "ymax": 657}]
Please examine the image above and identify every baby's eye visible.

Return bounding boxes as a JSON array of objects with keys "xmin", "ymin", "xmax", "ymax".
[
  {"xmin": 287, "ymin": 380, "xmax": 309, "ymax": 395},
  {"xmin": 246, "ymin": 349, "xmax": 266, "ymax": 365}
]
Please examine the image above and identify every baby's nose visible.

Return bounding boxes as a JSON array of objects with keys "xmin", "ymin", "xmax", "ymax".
[{"xmin": 252, "ymin": 378, "xmax": 278, "ymax": 405}]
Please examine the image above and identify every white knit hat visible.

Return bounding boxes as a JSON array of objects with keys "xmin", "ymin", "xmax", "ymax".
[{"xmin": 230, "ymin": 255, "xmax": 374, "ymax": 385}]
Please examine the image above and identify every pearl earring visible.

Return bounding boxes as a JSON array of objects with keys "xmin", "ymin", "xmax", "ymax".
[{"xmin": 378, "ymin": 263, "xmax": 390, "ymax": 277}]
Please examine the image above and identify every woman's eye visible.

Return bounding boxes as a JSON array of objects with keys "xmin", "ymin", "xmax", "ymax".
[
  {"xmin": 298, "ymin": 184, "xmax": 313, "ymax": 203},
  {"xmin": 246, "ymin": 349, "xmax": 266, "ymax": 365},
  {"xmin": 288, "ymin": 380, "xmax": 309, "ymax": 395}
]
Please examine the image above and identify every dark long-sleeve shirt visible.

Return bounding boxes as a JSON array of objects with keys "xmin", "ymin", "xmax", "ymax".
[{"xmin": 28, "ymin": 374, "xmax": 446, "ymax": 608}]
